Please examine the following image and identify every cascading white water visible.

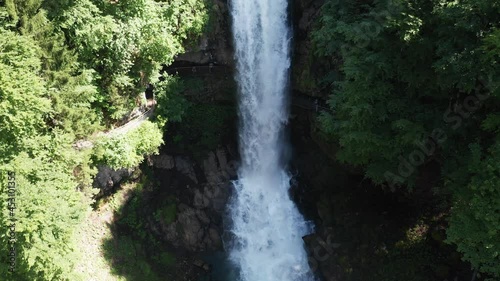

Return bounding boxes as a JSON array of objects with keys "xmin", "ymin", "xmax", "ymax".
[{"xmin": 228, "ymin": 0, "xmax": 314, "ymax": 280}]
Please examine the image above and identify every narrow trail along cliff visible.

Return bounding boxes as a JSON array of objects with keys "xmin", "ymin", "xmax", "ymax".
[{"xmin": 73, "ymin": 104, "xmax": 155, "ymax": 150}]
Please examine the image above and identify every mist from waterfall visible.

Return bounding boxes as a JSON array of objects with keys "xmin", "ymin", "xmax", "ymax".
[{"xmin": 228, "ymin": 0, "xmax": 315, "ymax": 280}]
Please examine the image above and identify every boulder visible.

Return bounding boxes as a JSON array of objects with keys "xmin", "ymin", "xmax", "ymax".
[
  {"xmin": 93, "ymin": 165, "xmax": 135, "ymax": 196},
  {"xmin": 175, "ymin": 156, "xmax": 198, "ymax": 183},
  {"xmin": 303, "ymin": 230, "xmax": 342, "ymax": 281},
  {"xmin": 161, "ymin": 204, "xmax": 222, "ymax": 252},
  {"xmin": 153, "ymin": 146, "xmax": 238, "ymax": 252},
  {"xmin": 150, "ymin": 155, "xmax": 175, "ymax": 169}
]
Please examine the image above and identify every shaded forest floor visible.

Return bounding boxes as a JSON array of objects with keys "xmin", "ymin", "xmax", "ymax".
[{"xmin": 73, "ymin": 183, "xmax": 138, "ymax": 281}]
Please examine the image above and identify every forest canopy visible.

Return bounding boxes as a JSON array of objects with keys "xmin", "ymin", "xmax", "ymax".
[
  {"xmin": 0, "ymin": 0, "xmax": 208, "ymax": 279},
  {"xmin": 314, "ymin": 0, "xmax": 499, "ymax": 278}
]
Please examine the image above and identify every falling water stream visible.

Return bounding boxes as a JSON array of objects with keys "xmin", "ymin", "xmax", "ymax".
[{"xmin": 228, "ymin": 0, "xmax": 315, "ymax": 280}]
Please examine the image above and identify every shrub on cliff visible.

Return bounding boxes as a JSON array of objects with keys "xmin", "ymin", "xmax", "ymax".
[{"xmin": 93, "ymin": 121, "xmax": 164, "ymax": 169}]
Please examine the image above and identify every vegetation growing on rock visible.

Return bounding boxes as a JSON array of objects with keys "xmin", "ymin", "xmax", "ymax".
[{"xmin": 0, "ymin": 0, "xmax": 208, "ymax": 279}]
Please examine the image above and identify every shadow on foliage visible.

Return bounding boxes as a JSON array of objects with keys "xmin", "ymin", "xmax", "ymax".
[
  {"xmin": 101, "ymin": 167, "xmax": 178, "ymax": 281},
  {"xmin": 290, "ymin": 121, "xmax": 478, "ymax": 281}
]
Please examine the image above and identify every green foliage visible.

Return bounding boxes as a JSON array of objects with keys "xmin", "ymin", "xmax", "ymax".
[
  {"xmin": 48, "ymin": 0, "xmax": 208, "ymax": 120},
  {"xmin": 314, "ymin": 0, "xmax": 499, "ymax": 277},
  {"xmin": 153, "ymin": 74, "xmax": 189, "ymax": 124},
  {"xmin": 174, "ymin": 103, "xmax": 235, "ymax": 158},
  {"xmin": 0, "ymin": 29, "xmax": 51, "ymax": 163},
  {"xmin": 118, "ymin": 195, "xmax": 146, "ymax": 238},
  {"xmin": 157, "ymin": 252, "xmax": 176, "ymax": 267},
  {"xmin": 0, "ymin": 27, "xmax": 92, "ymax": 280},
  {"xmin": 375, "ymin": 223, "xmax": 440, "ymax": 281},
  {"xmin": 315, "ymin": 0, "xmax": 446, "ymax": 186},
  {"xmin": 0, "ymin": 0, "xmax": 209, "ymax": 279},
  {"xmin": 103, "ymin": 182, "xmax": 176, "ymax": 281},
  {"xmin": 376, "ymin": 237, "xmax": 437, "ymax": 281},
  {"xmin": 93, "ymin": 121, "xmax": 164, "ymax": 169},
  {"xmin": 103, "ymin": 235, "xmax": 162, "ymax": 281},
  {"xmin": 446, "ymin": 143, "xmax": 500, "ymax": 279},
  {"xmin": 154, "ymin": 200, "xmax": 177, "ymax": 224},
  {"xmin": 0, "ymin": 134, "xmax": 90, "ymax": 281}
]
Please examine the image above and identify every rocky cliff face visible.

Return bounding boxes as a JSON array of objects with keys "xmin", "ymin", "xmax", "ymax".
[
  {"xmin": 147, "ymin": 146, "xmax": 238, "ymax": 253},
  {"xmin": 175, "ymin": 0, "xmax": 234, "ymax": 66},
  {"xmin": 174, "ymin": 0, "xmax": 327, "ymax": 100},
  {"xmin": 291, "ymin": 0, "xmax": 326, "ymax": 97}
]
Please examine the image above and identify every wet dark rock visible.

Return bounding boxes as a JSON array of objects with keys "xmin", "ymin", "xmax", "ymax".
[
  {"xmin": 160, "ymin": 204, "xmax": 220, "ymax": 252},
  {"xmin": 93, "ymin": 165, "xmax": 136, "ymax": 196},
  {"xmin": 193, "ymin": 259, "xmax": 211, "ymax": 272},
  {"xmin": 150, "ymin": 154, "xmax": 175, "ymax": 169},
  {"xmin": 303, "ymin": 230, "xmax": 342, "ymax": 281},
  {"xmin": 149, "ymin": 146, "xmax": 236, "ymax": 253},
  {"xmin": 175, "ymin": 156, "xmax": 198, "ymax": 184},
  {"xmin": 291, "ymin": 0, "xmax": 326, "ymax": 97}
]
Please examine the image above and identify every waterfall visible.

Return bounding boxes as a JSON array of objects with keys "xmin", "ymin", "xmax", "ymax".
[{"xmin": 228, "ymin": 0, "xmax": 314, "ymax": 280}]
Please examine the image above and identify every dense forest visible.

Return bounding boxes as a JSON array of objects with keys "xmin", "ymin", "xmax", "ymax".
[
  {"xmin": 0, "ymin": 0, "xmax": 499, "ymax": 280},
  {"xmin": 0, "ymin": 0, "xmax": 207, "ymax": 279},
  {"xmin": 314, "ymin": 0, "xmax": 499, "ymax": 279}
]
